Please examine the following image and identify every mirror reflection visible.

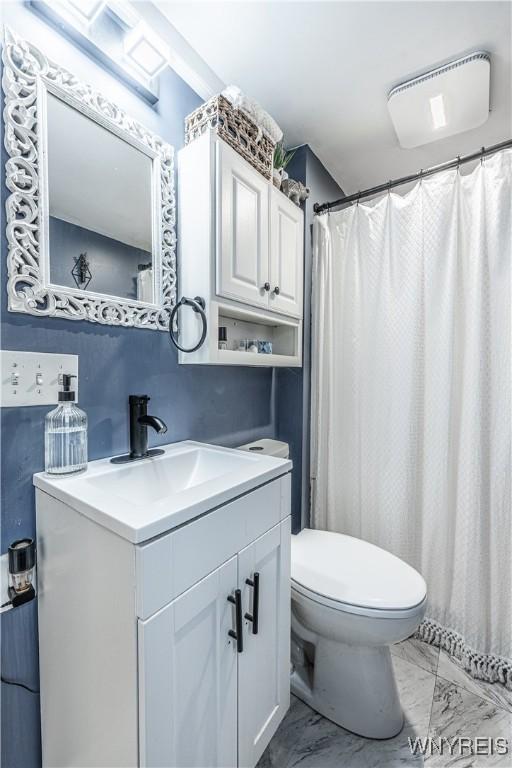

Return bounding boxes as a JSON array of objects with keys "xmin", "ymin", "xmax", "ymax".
[{"xmin": 47, "ymin": 93, "xmax": 154, "ymax": 303}]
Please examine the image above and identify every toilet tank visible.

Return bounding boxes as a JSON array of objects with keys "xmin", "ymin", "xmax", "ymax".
[{"xmin": 238, "ymin": 438, "xmax": 290, "ymax": 459}]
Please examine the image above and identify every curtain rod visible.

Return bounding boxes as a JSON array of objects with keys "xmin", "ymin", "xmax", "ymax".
[{"xmin": 313, "ymin": 138, "xmax": 512, "ymax": 215}]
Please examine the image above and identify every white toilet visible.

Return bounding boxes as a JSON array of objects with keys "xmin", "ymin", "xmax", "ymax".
[
  {"xmin": 238, "ymin": 439, "xmax": 427, "ymax": 740},
  {"xmin": 291, "ymin": 529, "xmax": 427, "ymax": 738}
]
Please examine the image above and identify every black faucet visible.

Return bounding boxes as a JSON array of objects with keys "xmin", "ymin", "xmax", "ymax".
[
  {"xmin": 129, "ymin": 395, "xmax": 167, "ymax": 458},
  {"xmin": 111, "ymin": 395, "xmax": 167, "ymax": 464}
]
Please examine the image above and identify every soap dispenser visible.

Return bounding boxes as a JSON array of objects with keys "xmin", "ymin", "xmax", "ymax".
[{"xmin": 45, "ymin": 374, "xmax": 88, "ymax": 475}]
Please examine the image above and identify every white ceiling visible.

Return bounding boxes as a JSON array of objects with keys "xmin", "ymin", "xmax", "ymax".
[
  {"xmin": 156, "ymin": 1, "xmax": 511, "ymax": 194},
  {"xmin": 47, "ymin": 93, "xmax": 153, "ymax": 251}
]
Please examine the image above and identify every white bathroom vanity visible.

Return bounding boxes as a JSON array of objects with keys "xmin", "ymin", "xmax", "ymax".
[{"xmin": 34, "ymin": 442, "xmax": 292, "ymax": 768}]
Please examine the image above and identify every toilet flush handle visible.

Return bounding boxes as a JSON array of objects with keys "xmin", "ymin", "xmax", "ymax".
[{"xmin": 245, "ymin": 572, "xmax": 260, "ymax": 635}]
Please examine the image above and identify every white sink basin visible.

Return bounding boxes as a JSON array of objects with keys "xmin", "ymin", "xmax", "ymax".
[
  {"xmin": 34, "ymin": 441, "xmax": 291, "ymax": 543},
  {"xmin": 85, "ymin": 446, "xmax": 255, "ymax": 505}
]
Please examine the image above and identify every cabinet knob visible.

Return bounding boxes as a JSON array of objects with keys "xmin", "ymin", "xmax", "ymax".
[
  {"xmin": 262, "ymin": 282, "xmax": 271, "ymax": 292},
  {"xmin": 273, "ymin": 286, "xmax": 280, "ymax": 296}
]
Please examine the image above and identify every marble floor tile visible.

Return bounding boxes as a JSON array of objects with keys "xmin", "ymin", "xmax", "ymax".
[
  {"xmin": 436, "ymin": 651, "xmax": 512, "ymax": 715},
  {"xmin": 393, "ymin": 655, "xmax": 437, "ymax": 733},
  {"xmin": 391, "ymin": 637, "xmax": 440, "ymax": 677},
  {"xmin": 426, "ymin": 677, "xmax": 512, "ymax": 767},
  {"xmin": 287, "ymin": 713, "xmax": 426, "ymax": 768},
  {"xmin": 259, "ymin": 648, "xmax": 512, "ymax": 768},
  {"xmin": 257, "ymin": 696, "xmax": 318, "ymax": 768},
  {"xmin": 259, "ymin": 657, "xmax": 435, "ymax": 768}
]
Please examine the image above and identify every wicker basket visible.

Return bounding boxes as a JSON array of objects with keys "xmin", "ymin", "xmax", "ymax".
[{"xmin": 185, "ymin": 94, "xmax": 275, "ymax": 180}]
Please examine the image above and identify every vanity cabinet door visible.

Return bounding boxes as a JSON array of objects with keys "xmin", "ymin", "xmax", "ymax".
[
  {"xmin": 217, "ymin": 141, "xmax": 270, "ymax": 309},
  {"xmin": 237, "ymin": 518, "xmax": 291, "ymax": 768},
  {"xmin": 269, "ymin": 190, "xmax": 303, "ymax": 318},
  {"xmin": 138, "ymin": 556, "xmax": 238, "ymax": 768}
]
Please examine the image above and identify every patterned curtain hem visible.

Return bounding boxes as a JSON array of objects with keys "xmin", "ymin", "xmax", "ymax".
[{"xmin": 417, "ymin": 617, "xmax": 512, "ymax": 690}]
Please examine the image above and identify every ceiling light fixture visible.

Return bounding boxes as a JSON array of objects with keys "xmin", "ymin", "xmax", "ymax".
[
  {"xmin": 124, "ymin": 22, "xmax": 169, "ymax": 79},
  {"xmin": 66, "ymin": 0, "xmax": 106, "ymax": 26},
  {"xmin": 429, "ymin": 94, "xmax": 447, "ymax": 130},
  {"xmin": 387, "ymin": 52, "xmax": 490, "ymax": 148},
  {"xmin": 29, "ymin": 0, "xmax": 166, "ymax": 103}
]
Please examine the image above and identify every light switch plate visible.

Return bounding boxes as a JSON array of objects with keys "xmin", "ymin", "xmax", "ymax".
[{"xmin": 1, "ymin": 351, "xmax": 79, "ymax": 407}]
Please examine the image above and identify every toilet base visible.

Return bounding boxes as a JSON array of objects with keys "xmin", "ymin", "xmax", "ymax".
[{"xmin": 291, "ymin": 636, "xmax": 404, "ymax": 739}]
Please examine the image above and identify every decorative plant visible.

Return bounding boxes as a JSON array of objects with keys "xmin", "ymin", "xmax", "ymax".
[{"xmin": 273, "ymin": 143, "xmax": 295, "ymax": 171}]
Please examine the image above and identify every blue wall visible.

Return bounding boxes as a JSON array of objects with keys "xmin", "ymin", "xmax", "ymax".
[
  {"xmin": 277, "ymin": 146, "xmax": 344, "ymax": 533},
  {"xmin": 1, "ymin": 6, "xmax": 275, "ymax": 766}
]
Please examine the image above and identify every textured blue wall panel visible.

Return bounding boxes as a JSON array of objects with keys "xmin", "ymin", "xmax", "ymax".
[
  {"xmin": 277, "ymin": 146, "xmax": 344, "ymax": 532},
  {"xmin": 1, "ymin": 602, "xmax": 41, "ymax": 768}
]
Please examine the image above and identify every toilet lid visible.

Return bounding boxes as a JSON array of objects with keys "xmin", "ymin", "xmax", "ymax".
[{"xmin": 291, "ymin": 529, "xmax": 426, "ymax": 611}]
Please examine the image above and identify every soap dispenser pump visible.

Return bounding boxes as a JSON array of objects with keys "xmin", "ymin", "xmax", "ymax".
[{"xmin": 44, "ymin": 374, "xmax": 88, "ymax": 475}]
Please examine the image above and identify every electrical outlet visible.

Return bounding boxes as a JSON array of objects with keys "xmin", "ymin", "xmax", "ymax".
[{"xmin": 1, "ymin": 351, "xmax": 79, "ymax": 407}]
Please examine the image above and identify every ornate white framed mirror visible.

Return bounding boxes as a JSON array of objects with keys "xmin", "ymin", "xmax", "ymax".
[{"xmin": 2, "ymin": 28, "xmax": 176, "ymax": 330}]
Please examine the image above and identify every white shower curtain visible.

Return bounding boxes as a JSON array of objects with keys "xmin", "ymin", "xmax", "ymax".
[{"xmin": 311, "ymin": 150, "xmax": 512, "ymax": 686}]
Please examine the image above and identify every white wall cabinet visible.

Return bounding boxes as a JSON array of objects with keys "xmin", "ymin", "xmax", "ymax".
[
  {"xmin": 269, "ymin": 189, "xmax": 303, "ymax": 318},
  {"xmin": 37, "ymin": 471, "xmax": 292, "ymax": 768},
  {"xmin": 178, "ymin": 132, "xmax": 304, "ymax": 366},
  {"xmin": 217, "ymin": 142, "xmax": 302, "ymax": 319},
  {"xmin": 218, "ymin": 141, "xmax": 270, "ymax": 310}
]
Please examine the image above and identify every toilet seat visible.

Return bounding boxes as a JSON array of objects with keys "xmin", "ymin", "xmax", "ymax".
[
  {"xmin": 291, "ymin": 580, "xmax": 427, "ymax": 619},
  {"xmin": 291, "ymin": 529, "xmax": 427, "ymax": 619}
]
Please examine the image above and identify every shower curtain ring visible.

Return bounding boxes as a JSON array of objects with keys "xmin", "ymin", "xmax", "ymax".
[
  {"xmin": 356, "ymin": 192, "xmax": 361, "ymax": 206},
  {"xmin": 456, "ymin": 155, "xmax": 461, "ymax": 173},
  {"xmin": 480, "ymin": 146, "xmax": 486, "ymax": 166}
]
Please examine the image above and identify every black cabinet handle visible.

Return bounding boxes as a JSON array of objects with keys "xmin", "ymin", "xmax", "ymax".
[
  {"xmin": 262, "ymin": 282, "xmax": 271, "ymax": 292},
  {"xmin": 272, "ymin": 286, "xmax": 280, "ymax": 296},
  {"xmin": 227, "ymin": 589, "xmax": 243, "ymax": 652},
  {"xmin": 244, "ymin": 572, "xmax": 260, "ymax": 635}
]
